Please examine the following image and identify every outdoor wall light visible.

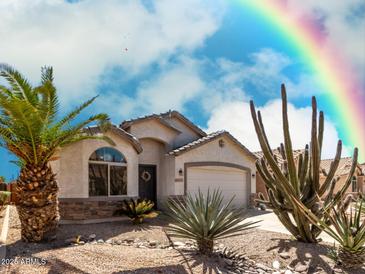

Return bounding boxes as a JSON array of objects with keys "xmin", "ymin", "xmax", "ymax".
[
  {"xmin": 178, "ymin": 168, "xmax": 183, "ymax": 176},
  {"xmin": 218, "ymin": 139, "xmax": 225, "ymax": 147}
]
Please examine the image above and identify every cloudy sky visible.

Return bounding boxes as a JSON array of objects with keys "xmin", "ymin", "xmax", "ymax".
[{"xmin": 0, "ymin": 0, "xmax": 364, "ymax": 180}]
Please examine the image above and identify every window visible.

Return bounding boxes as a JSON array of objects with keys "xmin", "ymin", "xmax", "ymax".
[
  {"xmin": 89, "ymin": 147, "xmax": 127, "ymax": 196},
  {"xmin": 352, "ymin": 176, "xmax": 357, "ymax": 192}
]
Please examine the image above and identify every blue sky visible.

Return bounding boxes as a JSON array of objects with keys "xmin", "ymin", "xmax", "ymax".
[{"xmin": 0, "ymin": 0, "xmax": 364, "ymax": 181}]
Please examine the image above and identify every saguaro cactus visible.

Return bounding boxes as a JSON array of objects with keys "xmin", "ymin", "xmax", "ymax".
[{"xmin": 250, "ymin": 84, "xmax": 358, "ymax": 243}]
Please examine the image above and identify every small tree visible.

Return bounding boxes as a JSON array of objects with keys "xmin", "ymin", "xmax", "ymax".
[
  {"xmin": 250, "ymin": 84, "xmax": 358, "ymax": 243},
  {"xmin": 0, "ymin": 64, "xmax": 112, "ymax": 242}
]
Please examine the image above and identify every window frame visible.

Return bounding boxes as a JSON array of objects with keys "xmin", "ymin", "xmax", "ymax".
[{"xmin": 89, "ymin": 152, "xmax": 128, "ymax": 197}]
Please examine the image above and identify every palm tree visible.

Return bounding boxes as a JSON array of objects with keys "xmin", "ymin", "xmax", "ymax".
[{"xmin": 0, "ymin": 64, "xmax": 112, "ymax": 242}]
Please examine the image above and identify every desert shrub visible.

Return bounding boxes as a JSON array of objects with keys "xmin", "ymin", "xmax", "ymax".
[
  {"xmin": 166, "ymin": 189, "xmax": 259, "ymax": 255},
  {"xmin": 114, "ymin": 198, "xmax": 159, "ymax": 224}
]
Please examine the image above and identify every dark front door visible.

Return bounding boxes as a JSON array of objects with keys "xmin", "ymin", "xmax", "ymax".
[{"xmin": 138, "ymin": 165, "xmax": 157, "ymax": 206}]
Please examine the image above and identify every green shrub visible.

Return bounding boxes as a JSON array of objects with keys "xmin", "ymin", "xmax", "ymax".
[
  {"xmin": 114, "ymin": 198, "xmax": 159, "ymax": 224},
  {"xmin": 166, "ymin": 189, "xmax": 259, "ymax": 255}
]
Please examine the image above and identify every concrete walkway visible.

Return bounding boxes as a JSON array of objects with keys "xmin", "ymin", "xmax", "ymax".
[{"xmin": 245, "ymin": 209, "xmax": 335, "ymax": 244}]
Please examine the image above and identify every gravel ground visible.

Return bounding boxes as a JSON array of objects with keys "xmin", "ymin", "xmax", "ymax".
[
  {"xmin": 0, "ymin": 206, "xmax": 5, "ymax": 232},
  {"xmin": 1, "ymin": 206, "xmax": 364, "ymax": 274}
]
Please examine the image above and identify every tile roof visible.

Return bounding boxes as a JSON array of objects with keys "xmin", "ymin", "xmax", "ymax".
[
  {"xmin": 253, "ymin": 149, "xmax": 305, "ymax": 164},
  {"xmin": 168, "ymin": 130, "xmax": 256, "ymax": 159},
  {"xmin": 83, "ymin": 125, "xmax": 143, "ymax": 154},
  {"xmin": 120, "ymin": 114, "xmax": 181, "ymax": 133},
  {"xmin": 120, "ymin": 110, "xmax": 206, "ymax": 137},
  {"xmin": 321, "ymin": 157, "xmax": 363, "ymax": 176}
]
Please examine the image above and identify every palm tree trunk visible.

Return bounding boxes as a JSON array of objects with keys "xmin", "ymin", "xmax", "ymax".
[{"xmin": 16, "ymin": 164, "xmax": 59, "ymax": 242}]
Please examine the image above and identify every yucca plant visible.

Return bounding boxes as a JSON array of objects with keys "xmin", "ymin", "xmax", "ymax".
[
  {"xmin": 166, "ymin": 189, "xmax": 259, "ymax": 255},
  {"xmin": 250, "ymin": 84, "xmax": 358, "ymax": 243},
  {"xmin": 114, "ymin": 198, "xmax": 159, "ymax": 224},
  {"xmin": 357, "ymin": 195, "xmax": 365, "ymax": 214},
  {"xmin": 0, "ymin": 64, "xmax": 112, "ymax": 242},
  {"xmin": 295, "ymin": 195, "xmax": 365, "ymax": 268}
]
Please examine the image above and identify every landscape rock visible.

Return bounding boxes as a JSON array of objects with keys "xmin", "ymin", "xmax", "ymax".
[
  {"xmin": 97, "ymin": 239, "xmax": 104, "ymax": 244},
  {"xmin": 148, "ymin": 240, "xmax": 158, "ymax": 247},
  {"xmin": 279, "ymin": 252, "xmax": 290, "ymax": 259},
  {"xmin": 88, "ymin": 233, "xmax": 96, "ymax": 240},
  {"xmin": 272, "ymin": 260, "xmax": 280, "ymax": 270},
  {"xmin": 224, "ymin": 258, "xmax": 233, "ymax": 266},
  {"xmin": 256, "ymin": 263, "xmax": 270, "ymax": 271},
  {"xmin": 65, "ymin": 237, "xmax": 76, "ymax": 244},
  {"xmin": 294, "ymin": 264, "xmax": 308, "ymax": 272},
  {"xmin": 105, "ymin": 239, "xmax": 113, "ymax": 244},
  {"xmin": 173, "ymin": 241, "xmax": 185, "ymax": 247},
  {"xmin": 125, "ymin": 238, "xmax": 134, "ymax": 243}
]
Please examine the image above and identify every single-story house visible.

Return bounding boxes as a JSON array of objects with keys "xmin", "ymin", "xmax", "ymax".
[
  {"xmin": 254, "ymin": 149, "xmax": 364, "ymax": 200},
  {"xmin": 52, "ymin": 110, "xmax": 258, "ymax": 222}
]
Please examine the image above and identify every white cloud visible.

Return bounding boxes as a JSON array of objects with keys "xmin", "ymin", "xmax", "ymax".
[
  {"xmin": 284, "ymin": 0, "xmax": 365, "ymax": 85},
  {"xmin": 0, "ymin": 0, "xmax": 224, "ymax": 105},
  {"xmin": 97, "ymin": 57, "xmax": 205, "ymax": 120},
  {"xmin": 206, "ymin": 99, "xmax": 350, "ymax": 159}
]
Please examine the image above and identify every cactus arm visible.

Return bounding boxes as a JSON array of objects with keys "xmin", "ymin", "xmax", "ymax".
[
  {"xmin": 256, "ymin": 162, "xmax": 275, "ymax": 191},
  {"xmin": 318, "ymin": 111, "xmax": 324, "ymax": 155},
  {"xmin": 258, "ymin": 108, "xmax": 273, "ymax": 156},
  {"xmin": 274, "ymin": 208, "xmax": 300, "ymax": 238},
  {"xmin": 299, "ymin": 145, "xmax": 309, "ymax": 191},
  {"xmin": 281, "ymin": 84, "xmax": 299, "ymax": 193},
  {"xmin": 311, "ymin": 96, "xmax": 320, "ymax": 192},
  {"xmin": 318, "ymin": 140, "xmax": 342, "ymax": 196},
  {"xmin": 297, "ymin": 153, "xmax": 303, "ymax": 181},
  {"xmin": 330, "ymin": 148, "xmax": 358, "ymax": 207},
  {"xmin": 250, "ymin": 101, "xmax": 295, "ymax": 196}
]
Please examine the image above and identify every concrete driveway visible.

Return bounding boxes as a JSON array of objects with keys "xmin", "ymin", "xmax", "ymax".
[{"xmin": 245, "ymin": 209, "xmax": 335, "ymax": 244}]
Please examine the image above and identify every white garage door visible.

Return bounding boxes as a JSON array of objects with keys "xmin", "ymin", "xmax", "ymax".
[{"xmin": 186, "ymin": 166, "xmax": 247, "ymax": 207}]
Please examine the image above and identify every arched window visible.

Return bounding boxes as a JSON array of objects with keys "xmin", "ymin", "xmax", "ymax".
[{"xmin": 89, "ymin": 147, "xmax": 127, "ymax": 196}]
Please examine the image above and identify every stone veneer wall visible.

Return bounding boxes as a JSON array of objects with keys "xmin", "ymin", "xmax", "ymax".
[{"xmin": 59, "ymin": 198, "xmax": 131, "ymax": 220}]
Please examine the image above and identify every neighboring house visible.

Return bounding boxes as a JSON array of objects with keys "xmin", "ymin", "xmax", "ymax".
[
  {"xmin": 320, "ymin": 157, "xmax": 364, "ymax": 195},
  {"xmin": 254, "ymin": 149, "xmax": 364, "ymax": 199},
  {"xmin": 52, "ymin": 110, "xmax": 257, "ymax": 222}
]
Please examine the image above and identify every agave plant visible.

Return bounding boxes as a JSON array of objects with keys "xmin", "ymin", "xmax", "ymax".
[
  {"xmin": 250, "ymin": 84, "xmax": 358, "ymax": 243},
  {"xmin": 166, "ymin": 189, "xmax": 259, "ymax": 255},
  {"xmin": 0, "ymin": 64, "xmax": 112, "ymax": 242},
  {"xmin": 295, "ymin": 195, "xmax": 365, "ymax": 268},
  {"xmin": 114, "ymin": 198, "xmax": 159, "ymax": 224}
]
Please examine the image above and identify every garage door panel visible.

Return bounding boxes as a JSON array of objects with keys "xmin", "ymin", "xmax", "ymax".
[{"xmin": 186, "ymin": 166, "xmax": 247, "ymax": 207}]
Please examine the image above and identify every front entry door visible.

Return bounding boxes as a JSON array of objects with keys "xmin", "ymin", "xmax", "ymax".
[{"xmin": 138, "ymin": 165, "xmax": 157, "ymax": 206}]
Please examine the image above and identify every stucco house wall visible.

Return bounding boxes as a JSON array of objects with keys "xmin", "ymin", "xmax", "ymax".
[
  {"xmin": 53, "ymin": 131, "xmax": 139, "ymax": 199},
  {"xmin": 128, "ymin": 119, "xmax": 178, "ymax": 148},
  {"xmin": 165, "ymin": 116, "xmax": 203, "ymax": 148},
  {"xmin": 174, "ymin": 136, "xmax": 257, "ymax": 196}
]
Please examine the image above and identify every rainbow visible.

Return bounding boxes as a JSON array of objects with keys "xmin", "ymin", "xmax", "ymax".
[{"xmin": 238, "ymin": 0, "xmax": 365, "ymax": 162}]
